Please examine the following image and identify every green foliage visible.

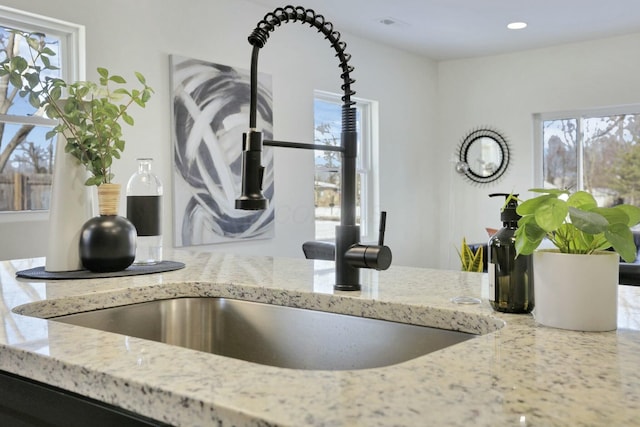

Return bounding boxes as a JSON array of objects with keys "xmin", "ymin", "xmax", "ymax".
[
  {"xmin": 457, "ymin": 238, "xmax": 484, "ymax": 272},
  {"xmin": 0, "ymin": 30, "xmax": 154, "ymax": 186},
  {"xmin": 514, "ymin": 188, "xmax": 640, "ymax": 262}
]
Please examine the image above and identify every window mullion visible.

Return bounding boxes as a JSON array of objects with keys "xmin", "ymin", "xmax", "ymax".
[
  {"xmin": 0, "ymin": 114, "xmax": 56, "ymax": 127},
  {"xmin": 577, "ymin": 117, "xmax": 584, "ymax": 191}
]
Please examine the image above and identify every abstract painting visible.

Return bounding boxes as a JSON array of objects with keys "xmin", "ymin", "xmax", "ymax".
[{"xmin": 170, "ymin": 55, "xmax": 274, "ymax": 246}]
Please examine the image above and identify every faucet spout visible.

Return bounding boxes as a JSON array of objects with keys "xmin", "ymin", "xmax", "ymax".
[{"xmin": 236, "ymin": 6, "xmax": 392, "ymax": 291}]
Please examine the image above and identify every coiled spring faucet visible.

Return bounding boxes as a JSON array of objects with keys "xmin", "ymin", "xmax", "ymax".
[{"xmin": 235, "ymin": 5, "xmax": 392, "ymax": 291}]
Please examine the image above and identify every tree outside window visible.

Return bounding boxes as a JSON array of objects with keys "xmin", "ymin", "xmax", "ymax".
[{"xmin": 541, "ymin": 111, "xmax": 640, "ymax": 207}]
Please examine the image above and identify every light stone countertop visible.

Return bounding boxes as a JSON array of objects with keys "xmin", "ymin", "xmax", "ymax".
[{"xmin": 1, "ymin": 249, "xmax": 640, "ymax": 426}]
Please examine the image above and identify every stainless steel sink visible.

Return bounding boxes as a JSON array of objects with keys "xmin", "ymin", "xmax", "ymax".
[{"xmin": 51, "ymin": 297, "xmax": 474, "ymax": 370}]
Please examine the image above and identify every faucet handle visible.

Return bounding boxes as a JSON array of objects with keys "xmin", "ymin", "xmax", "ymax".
[
  {"xmin": 378, "ymin": 211, "xmax": 387, "ymax": 246},
  {"xmin": 344, "ymin": 244, "xmax": 392, "ymax": 271},
  {"xmin": 344, "ymin": 211, "xmax": 392, "ymax": 271}
]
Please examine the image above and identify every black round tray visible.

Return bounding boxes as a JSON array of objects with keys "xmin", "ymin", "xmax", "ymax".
[{"xmin": 16, "ymin": 260, "xmax": 185, "ymax": 280}]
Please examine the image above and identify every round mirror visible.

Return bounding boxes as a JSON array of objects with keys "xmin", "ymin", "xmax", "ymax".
[{"xmin": 456, "ymin": 128, "xmax": 510, "ymax": 184}]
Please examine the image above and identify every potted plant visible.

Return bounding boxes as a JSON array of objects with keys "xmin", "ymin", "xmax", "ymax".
[
  {"xmin": 457, "ymin": 237, "xmax": 484, "ymax": 272},
  {"xmin": 0, "ymin": 30, "xmax": 154, "ymax": 272},
  {"xmin": 0, "ymin": 30, "xmax": 154, "ymax": 187},
  {"xmin": 514, "ymin": 188, "xmax": 640, "ymax": 331}
]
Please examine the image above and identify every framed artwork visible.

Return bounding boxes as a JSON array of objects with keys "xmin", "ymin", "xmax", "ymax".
[{"xmin": 170, "ymin": 55, "xmax": 274, "ymax": 246}]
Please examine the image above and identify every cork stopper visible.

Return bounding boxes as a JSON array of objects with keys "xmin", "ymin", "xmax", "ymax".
[{"xmin": 97, "ymin": 183, "xmax": 121, "ymax": 216}]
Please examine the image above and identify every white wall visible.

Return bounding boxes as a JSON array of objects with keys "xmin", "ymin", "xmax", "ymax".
[
  {"xmin": 0, "ymin": 0, "xmax": 439, "ymax": 267},
  {"xmin": 436, "ymin": 33, "xmax": 640, "ymax": 269},
  {"xmin": 6, "ymin": 1, "xmax": 639, "ymax": 271}
]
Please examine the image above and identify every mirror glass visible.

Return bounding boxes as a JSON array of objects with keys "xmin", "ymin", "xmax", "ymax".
[
  {"xmin": 467, "ymin": 137, "xmax": 502, "ymax": 177},
  {"xmin": 456, "ymin": 128, "xmax": 510, "ymax": 184}
]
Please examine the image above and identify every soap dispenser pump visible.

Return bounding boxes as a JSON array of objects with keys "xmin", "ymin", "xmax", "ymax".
[{"xmin": 488, "ymin": 193, "xmax": 534, "ymax": 313}]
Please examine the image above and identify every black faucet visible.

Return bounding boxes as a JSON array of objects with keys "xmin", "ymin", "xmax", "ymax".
[{"xmin": 235, "ymin": 5, "xmax": 392, "ymax": 291}]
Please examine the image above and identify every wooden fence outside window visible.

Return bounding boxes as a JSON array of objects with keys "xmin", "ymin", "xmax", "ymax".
[{"xmin": 0, "ymin": 173, "xmax": 52, "ymax": 211}]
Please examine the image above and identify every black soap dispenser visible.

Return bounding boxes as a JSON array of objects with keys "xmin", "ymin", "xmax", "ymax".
[{"xmin": 488, "ymin": 193, "xmax": 534, "ymax": 313}]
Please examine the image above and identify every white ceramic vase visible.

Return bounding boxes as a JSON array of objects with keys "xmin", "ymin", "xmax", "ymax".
[
  {"xmin": 45, "ymin": 134, "xmax": 93, "ymax": 272},
  {"xmin": 533, "ymin": 249, "xmax": 618, "ymax": 332}
]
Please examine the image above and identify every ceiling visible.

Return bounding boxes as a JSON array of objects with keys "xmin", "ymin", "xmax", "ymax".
[{"xmin": 246, "ymin": 0, "xmax": 640, "ymax": 60}]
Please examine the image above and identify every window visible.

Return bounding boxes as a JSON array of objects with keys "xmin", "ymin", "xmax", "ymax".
[
  {"xmin": 536, "ymin": 107, "xmax": 640, "ymax": 207},
  {"xmin": 0, "ymin": 7, "xmax": 83, "ymax": 213},
  {"xmin": 313, "ymin": 91, "xmax": 378, "ymax": 241}
]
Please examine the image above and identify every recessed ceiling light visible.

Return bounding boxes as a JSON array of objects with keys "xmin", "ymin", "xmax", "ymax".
[{"xmin": 507, "ymin": 22, "xmax": 528, "ymax": 30}]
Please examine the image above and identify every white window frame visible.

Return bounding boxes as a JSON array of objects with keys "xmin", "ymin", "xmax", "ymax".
[
  {"xmin": 0, "ymin": 6, "xmax": 85, "ymax": 221},
  {"xmin": 314, "ymin": 90, "xmax": 380, "ymax": 243},
  {"xmin": 534, "ymin": 104, "xmax": 640, "ymax": 189}
]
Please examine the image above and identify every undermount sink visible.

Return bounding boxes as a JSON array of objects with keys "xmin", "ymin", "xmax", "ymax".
[{"xmin": 51, "ymin": 297, "xmax": 474, "ymax": 370}]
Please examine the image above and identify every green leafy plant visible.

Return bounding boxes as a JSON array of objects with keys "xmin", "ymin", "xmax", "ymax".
[
  {"xmin": 0, "ymin": 30, "xmax": 154, "ymax": 186},
  {"xmin": 457, "ymin": 237, "xmax": 484, "ymax": 272},
  {"xmin": 514, "ymin": 188, "xmax": 640, "ymax": 262}
]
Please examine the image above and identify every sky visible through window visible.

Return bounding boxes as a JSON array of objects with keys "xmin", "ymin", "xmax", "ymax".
[{"xmin": 314, "ymin": 98, "xmax": 342, "ymax": 168}]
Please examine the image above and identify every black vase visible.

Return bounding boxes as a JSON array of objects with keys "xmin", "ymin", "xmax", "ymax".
[{"xmin": 79, "ymin": 215, "xmax": 137, "ymax": 272}]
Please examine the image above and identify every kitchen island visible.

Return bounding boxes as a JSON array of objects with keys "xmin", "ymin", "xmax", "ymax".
[{"xmin": 1, "ymin": 249, "xmax": 639, "ymax": 426}]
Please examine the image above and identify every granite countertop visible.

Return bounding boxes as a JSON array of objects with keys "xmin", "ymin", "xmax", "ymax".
[{"xmin": 1, "ymin": 249, "xmax": 640, "ymax": 426}]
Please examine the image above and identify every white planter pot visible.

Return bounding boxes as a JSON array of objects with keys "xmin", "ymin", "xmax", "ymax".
[
  {"xmin": 533, "ymin": 250, "xmax": 618, "ymax": 332},
  {"xmin": 45, "ymin": 134, "xmax": 93, "ymax": 272}
]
